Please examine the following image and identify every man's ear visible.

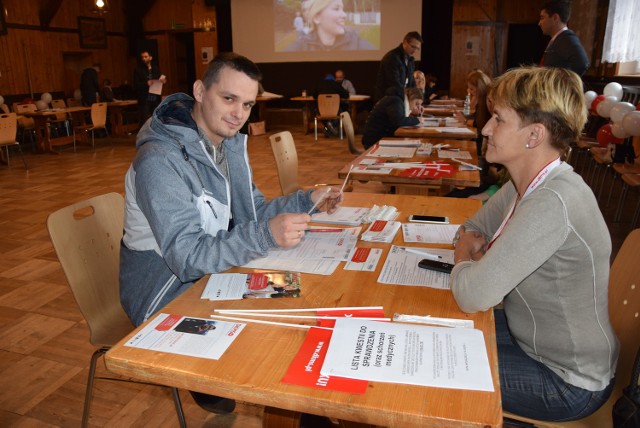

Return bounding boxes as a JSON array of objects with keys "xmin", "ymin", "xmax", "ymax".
[
  {"xmin": 193, "ymin": 80, "xmax": 204, "ymax": 102},
  {"xmin": 527, "ymin": 123, "xmax": 547, "ymax": 149}
]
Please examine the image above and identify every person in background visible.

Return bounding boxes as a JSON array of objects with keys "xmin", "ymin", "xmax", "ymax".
[
  {"xmin": 450, "ymin": 66, "xmax": 617, "ymax": 421},
  {"xmin": 374, "ymin": 31, "xmax": 422, "ymax": 101},
  {"xmin": 100, "ymin": 79, "xmax": 116, "ymax": 102},
  {"xmin": 80, "ymin": 64, "xmax": 101, "ymax": 106},
  {"xmin": 335, "ymin": 69, "xmax": 356, "ymax": 96},
  {"xmin": 120, "ymin": 52, "xmax": 341, "ymax": 413},
  {"xmin": 286, "ymin": 0, "xmax": 374, "ymax": 51},
  {"xmin": 293, "ymin": 11, "xmax": 305, "ymax": 39},
  {"xmin": 314, "ymin": 73, "xmax": 349, "ymax": 137},
  {"xmin": 133, "ymin": 50, "xmax": 167, "ymax": 128},
  {"xmin": 454, "ymin": 69, "xmax": 491, "ymax": 156},
  {"xmin": 413, "ymin": 70, "xmax": 439, "ymax": 105},
  {"xmin": 538, "ymin": 0, "xmax": 589, "ymax": 76},
  {"xmin": 361, "ymin": 87, "xmax": 424, "ymax": 149}
]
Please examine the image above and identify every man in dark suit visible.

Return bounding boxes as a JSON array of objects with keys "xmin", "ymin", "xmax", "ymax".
[
  {"xmin": 538, "ymin": 0, "xmax": 589, "ymax": 76},
  {"xmin": 373, "ymin": 31, "xmax": 422, "ymax": 101},
  {"xmin": 80, "ymin": 64, "xmax": 101, "ymax": 106}
]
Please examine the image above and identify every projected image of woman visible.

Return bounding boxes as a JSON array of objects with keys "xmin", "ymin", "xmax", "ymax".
[{"xmin": 286, "ymin": 0, "xmax": 374, "ymax": 51}]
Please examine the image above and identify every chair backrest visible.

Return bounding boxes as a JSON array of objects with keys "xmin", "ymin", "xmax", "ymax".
[
  {"xmin": 0, "ymin": 103, "xmax": 9, "ymax": 114},
  {"xmin": 51, "ymin": 99, "xmax": 67, "ymax": 109},
  {"xmin": 621, "ymin": 86, "xmax": 640, "ymax": 106},
  {"xmin": 90, "ymin": 102, "xmax": 108, "ymax": 127},
  {"xmin": 46, "ymin": 193, "xmax": 133, "ymax": 347},
  {"xmin": 317, "ymin": 94, "xmax": 340, "ymax": 117},
  {"xmin": 340, "ymin": 111, "xmax": 363, "ymax": 155},
  {"xmin": 0, "ymin": 113, "xmax": 18, "ymax": 145},
  {"xmin": 67, "ymin": 98, "xmax": 82, "ymax": 107},
  {"xmin": 269, "ymin": 131, "xmax": 301, "ymax": 195},
  {"xmin": 608, "ymin": 228, "xmax": 640, "ymax": 388},
  {"xmin": 15, "ymin": 103, "xmax": 37, "ymax": 113}
]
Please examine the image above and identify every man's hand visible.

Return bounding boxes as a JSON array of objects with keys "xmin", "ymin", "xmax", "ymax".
[
  {"xmin": 310, "ymin": 187, "xmax": 342, "ymax": 214},
  {"xmin": 269, "ymin": 213, "xmax": 310, "ymax": 248}
]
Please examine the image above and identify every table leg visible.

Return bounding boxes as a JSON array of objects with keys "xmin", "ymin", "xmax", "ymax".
[{"xmin": 263, "ymin": 407, "xmax": 301, "ymax": 428}]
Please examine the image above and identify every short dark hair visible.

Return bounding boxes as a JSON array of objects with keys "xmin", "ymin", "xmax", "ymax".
[
  {"xmin": 542, "ymin": 0, "xmax": 571, "ymax": 23},
  {"xmin": 404, "ymin": 31, "xmax": 423, "ymax": 44},
  {"xmin": 201, "ymin": 52, "xmax": 262, "ymax": 89}
]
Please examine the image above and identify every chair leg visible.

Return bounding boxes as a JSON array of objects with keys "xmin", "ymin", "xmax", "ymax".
[
  {"xmin": 631, "ymin": 192, "xmax": 640, "ymax": 230},
  {"xmin": 171, "ymin": 387, "xmax": 187, "ymax": 428},
  {"xmin": 16, "ymin": 145, "xmax": 28, "ymax": 170},
  {"xmin": 73, "ymin": 129, "xmax": 77, "ymax": 152},
  {"xmin": 314, "ymin": 118, "xmax": 318, "ymax": 141},
  {"xmin": 614, "ymin": 182, "xmax": 629, "ymax": 222},
  {"xmin": 82, "ymin": 347, "xmax": 108, "ymax": 428},
  {"xmin": 339, "ymin": 117, "xmax": 343, "ymax": 140}
]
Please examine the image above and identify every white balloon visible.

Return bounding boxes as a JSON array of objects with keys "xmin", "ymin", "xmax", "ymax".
[
  {"xmin": 74, "ymin": 89, "xmax": 82, "ymax": 100},
  {"xmin": 35, "ymin": 100, "xmax": 48, "ymax": 111},
  {"xmin": 603, "ymin": 82, "xmax": 623, "ymax": 102},
  {"xmin": 596, "ymin": 99, "xmax": 614, "ymax": 118},
  {"xmin": 610, "ymin": 102, "xmax": 635, "ymax": 123},
  {"xmin": 0, "ymin": 95, "xmax": 4, "ymax": 106},
  {"xmin": 40, "ymin": 92, "xmax": 52, "ymax": 103},
  {"xmin": 611, "ymin": 122, "xmax": 630, "ymax": 139},
  {"xmin": 622, "ymin": 111, "xmax": 640, "ymax": 136},
  {"xmin": 584, "ymin": 90, "xmax": 597, "ymax": 106}
]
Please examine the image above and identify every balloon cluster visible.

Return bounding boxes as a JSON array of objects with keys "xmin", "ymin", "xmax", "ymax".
[{"xmin": 585, "ymin": 82, "xmax": 640, "ymax": 147}]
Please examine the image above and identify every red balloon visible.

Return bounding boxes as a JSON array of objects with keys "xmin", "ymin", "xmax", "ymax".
[
  {"xmin": 591, "ymin": 95, "xmax": 606, "ymax": 112},
  {"xmin": 636, "ymin": 102, "xmax": 640, "ymax": 111},
  {"xmin": 597, "ymin": 123, "xmax": 623, "ymax": 146}
]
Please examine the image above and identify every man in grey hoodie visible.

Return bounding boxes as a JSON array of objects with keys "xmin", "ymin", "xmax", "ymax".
[
  {"xmin": 120, "ymin": 52, "xmax": 341, "ymax": 413},
  {"xmin": 120, "ymin": 52, "xmax": 341, "ymax": 327}
]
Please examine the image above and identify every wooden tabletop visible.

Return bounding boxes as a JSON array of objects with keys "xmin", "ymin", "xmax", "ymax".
[
  {"xmin": 395, "ymin": 124, "xmax": 477, "ymax": 140},
  {"xmin": 338, "ymin": 138, "xmax": 481, "ymax": 189},
  {"xmin": 105, "ymin": 193, "xmax": 500, "ymax": 428}
]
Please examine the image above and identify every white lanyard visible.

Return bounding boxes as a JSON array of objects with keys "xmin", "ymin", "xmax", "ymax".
[{"xmin": 488, "ymin": 158, "xmax": 561, "ymax": 249}]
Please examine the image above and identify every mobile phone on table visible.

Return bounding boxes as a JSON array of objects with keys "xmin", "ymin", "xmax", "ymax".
[
  {"xmin": 418, "ymin": 259, "xmax": 455, "ymax": 274},
  {"xmin": 408, "ymin": 215, "xmax": 450, "ymax": 224}
]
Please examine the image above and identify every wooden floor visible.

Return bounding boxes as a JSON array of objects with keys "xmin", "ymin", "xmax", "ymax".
[{"xmin": 0, "ymin": 125, "xmax": 636, "ymax": 427}]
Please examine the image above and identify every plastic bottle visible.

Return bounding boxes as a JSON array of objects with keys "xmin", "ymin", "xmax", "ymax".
[{"xmin": 463, "ymin": 92, "xmax": 471, "ymax": 116}]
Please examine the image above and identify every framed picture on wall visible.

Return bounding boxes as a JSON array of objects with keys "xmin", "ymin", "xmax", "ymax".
[
  {"xmin": 78, "ymin": 16, "xmax": 107, "ymax": 49},
  {"xmin": 0, "ymin": 0, "xmax": 7, "ymax": 36}
]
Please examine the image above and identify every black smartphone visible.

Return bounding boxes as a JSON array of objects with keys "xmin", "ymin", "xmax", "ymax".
[
  {"xmin": 418, "ymin": 259, "xmax": 454, "ymax": 274},
  {"xmin": 408, "ymin": 215, "xmax": 450, "ymax": 224}
]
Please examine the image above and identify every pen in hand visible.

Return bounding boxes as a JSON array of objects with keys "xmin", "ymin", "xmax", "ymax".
[{"xmin": 308, "ymin": 187, "xmax": 332, "ymax": 215}]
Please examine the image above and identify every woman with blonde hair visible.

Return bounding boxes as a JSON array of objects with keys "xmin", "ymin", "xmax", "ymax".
[
  {"xmin": 450, "ymin": 66, "xmax": 617, "ymax": 421},
  {"xmin": 286, "ymin": 0, "xmax": 374, "ymax": 51}
]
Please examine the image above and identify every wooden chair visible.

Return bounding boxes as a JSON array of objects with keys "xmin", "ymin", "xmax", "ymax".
[
  {"xmin": 0, "ymin": 113, "xmax": 28, "ymax": 169},
  {"xmin": 503, "ymin": 228, "xmax": 640, "ymax": 427},
  {"xmin": 49, "ymin": 98, "xmax": 70, "ymax": 136},
  {"xmin": 340, "ymin": 111, "xmax": 363, "ymax": 155},
  {"xmin": 73, "ymin": 102, "xmax": 109, "ymax": 151},
  {"xmin": 314, "ymin": 94, "xmax": 343, "ymax": 141},
  {"xmin": 14, "ymin": 103, "xmax": 37, "ymax": 150},
  {"xmin": 67, "ymin": 98, "xmax": 82, "ymax": 107},
  {"xmin": 46, "ymin": 193, "xmax": 186, "ymax": 428},
  {"xmin": 269, "ymin": 131, "xmax": 302, "ymax": 195}
]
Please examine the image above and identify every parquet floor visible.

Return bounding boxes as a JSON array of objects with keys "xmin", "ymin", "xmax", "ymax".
[{"xmin": 0, "ymin": 124, "xmax": 635, "ymax": 427}]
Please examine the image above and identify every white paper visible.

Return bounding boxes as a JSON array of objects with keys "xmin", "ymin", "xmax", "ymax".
[
  {"xmin": 439, "ymin": 127, "xmax": 475, "ymax": 134},
  {"xmin": 377, "ymin": 245, "xmax": 454, "ymax": 289},
  {"xmin": 361, "ymin": 220, "xmax": 402, "ymax": 243},
  {"xmin": 378, "ymin": 139, "xmax": 422, "ymax": 147},
  {"xmin": 202, "ymin": 273, "xmax": 248, "ymax": 300},
  {"xmin": 265, "ymin": 227, "xmax": 359, "ymax": 261},
  {"xmin": 242, "ymin": 257, "xmax": 340, "ymax": 275},
  {"xmin": 353, "ymin": 165, "xmax": 393, "ymax": 174},
  {"xmin": 320, "ymin": 318, "xmax": 494, "ymax": 392},
  {"xmin": 148, "ymin": 79, "xmax": 164, "ymax": 95},
  {"xmin": 343, "ymin": 247, "xmax": 383, "ymax": 271},
  {"xmin": 402, "ymin": 223, "xmax": 460, "ymax": 244},
  {"xmin": 437, "ymin": 149, "xmax": 472, "ymax": 159},
  {"xmin": 311, "ymin": 206, "xmax": 370, "ymax": 226},
  {"xmin": 366, "ymin": 146, "xmax": 417, "ymax": 158},
  {"xmin": 125, "ymin": 313, "xmax": 244, "ymax": 360}
]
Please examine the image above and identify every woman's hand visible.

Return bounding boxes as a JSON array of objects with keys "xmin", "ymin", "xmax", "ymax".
[{"xmin": 454, "ymin": 226, "xmax": 487, "ymax": 264}]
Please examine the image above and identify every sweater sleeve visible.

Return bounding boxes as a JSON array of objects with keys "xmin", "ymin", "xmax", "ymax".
[{"xmin": 450, "ymin": 186, "xmax": 569, "ymax": 312}]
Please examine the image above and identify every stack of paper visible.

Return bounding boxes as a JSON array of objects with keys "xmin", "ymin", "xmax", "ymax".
[
  {"xmin": 378, "ymin": 139, "xmax": 422, "ymax": 147},
  {"xmin": 361, "ymin": 220, "xmax": 401, "ymax": 243},
  {"xmin": 311, "ymin": 206, "xmax": 370, "ymax": 226}
]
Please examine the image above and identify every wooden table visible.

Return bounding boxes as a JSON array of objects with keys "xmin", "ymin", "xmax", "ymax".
[
  {"xmin": 338, "ymin": 139, "xmax": 481, "ymax": 195},
  {"xmin": 422, "ymin": 105, "xmax": 462, "ymax": 117},
  {"xmin": 291, "ymin": 94, "xmax": 370, "ymax": 134},
  {"xmin": 105, "ymin": 193, "xmax": 501, "ymax": 428},
  {"xmin": 395, "ymin": 124, "xmax": 477, "ymax": 140},
  {"xmin": 256, "ymin": 93, "xmax": 284, "ymax": 122},
  {"xmin": 430, "ymin": 99, "xmax": 464, "ymax": 106},
  {"xmin": 20, "ymin": 106, "xmax": 91, "ymax": 153},
  {"xmin": 107, "ymin": 100, "xmax": 138, "ymax": 137}
]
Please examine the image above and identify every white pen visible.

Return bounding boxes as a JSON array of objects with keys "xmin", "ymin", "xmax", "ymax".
[
  {"xmin": 308, "ymin": 187, "xmax": 331, "ymax": 214},
  {"xmin": 403, "ymin": 247, "xmax": 442, "ymax": 261},
  {"xmin": 451, "ymin": 158, "xmax": 483, "ymax": 171},
  {"xmin": 339, "ymin": 164, "xmax": 354, "ymax": 193}
]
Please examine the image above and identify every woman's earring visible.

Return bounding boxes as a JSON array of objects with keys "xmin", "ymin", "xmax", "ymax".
[{"xmin": 525, "ymin": 143, "xmax": 530, "ymax": 148}]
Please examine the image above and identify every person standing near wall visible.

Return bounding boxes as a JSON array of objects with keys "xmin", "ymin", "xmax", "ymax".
[
  {"xmin": 538, "ymin": 0, "xmax": 589, "ymax": 76},
  {"xmin": 80, "ymin": 64, "xmax": 101, "ymax": 106},
  {"xmin": 133, "ymin": 51, "xmax": 167, "ymax": 128}
]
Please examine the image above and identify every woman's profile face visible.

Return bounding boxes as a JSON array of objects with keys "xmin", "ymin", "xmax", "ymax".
[
  {"xmin": 314, "ymin": 0, "xmax": 346, "ymax": 39},
  {"xmin": 409, "ymin": 98, "xmax": 423, "ymax": 115},
  {"xmin": 414, "ymin": 73, "xmax": 426, "ymax": 90}
]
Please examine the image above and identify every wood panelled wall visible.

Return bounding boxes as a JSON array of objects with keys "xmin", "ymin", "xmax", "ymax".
[
  {"xmin": 0, "ymin": 0, "xmax": 134, "ymax": 100},
  {"xmin": 449, "ymin": 0, "xmax": 599, "ymax": 98}
]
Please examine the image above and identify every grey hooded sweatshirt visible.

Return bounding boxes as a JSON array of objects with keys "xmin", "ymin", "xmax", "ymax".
[{"xmin": 120, "ymin": 93, "xmax": 314, "ymax": 326}]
